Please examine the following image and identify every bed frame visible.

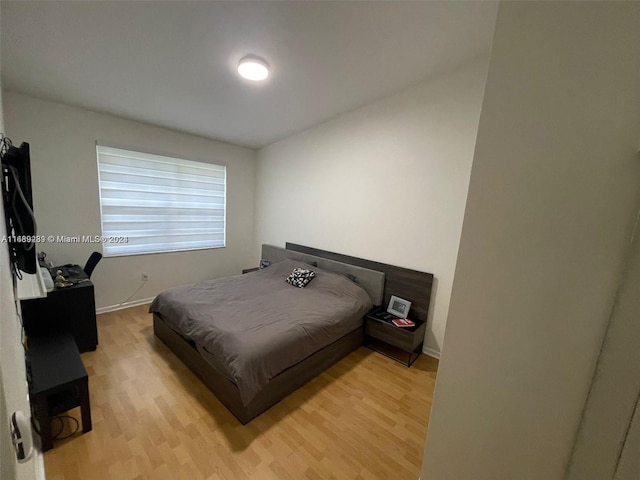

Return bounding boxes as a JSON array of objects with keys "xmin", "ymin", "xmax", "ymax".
[
  {"xmin": 153, "ymin": 313, "xmax": 362, "ymax": 424},
  {"xmin": 286, "ymin": 242, "xmax": 434, "ymax": 324},
  {"xmin": 153, "ymin": 243, "xmax": 433, "ymax": 424}
]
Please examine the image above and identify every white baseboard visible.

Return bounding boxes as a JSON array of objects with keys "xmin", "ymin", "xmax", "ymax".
[
  {"xmin": 96, "ymin": 296, "xmax": 155, "ymax": 315},
  {"xmin": 423, "ymin": 346, "xmax": 441, "ymax": 360}
]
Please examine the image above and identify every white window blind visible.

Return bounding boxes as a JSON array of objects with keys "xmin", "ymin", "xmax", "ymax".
[{"xmin": 96, "ymin": 145, "xmax": 226, "ymax": 257}]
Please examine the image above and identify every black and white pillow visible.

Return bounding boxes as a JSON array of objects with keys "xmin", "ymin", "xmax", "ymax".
[{"xmin": 286, "ymin": 268, "xmax": 316, "ymax": 288}]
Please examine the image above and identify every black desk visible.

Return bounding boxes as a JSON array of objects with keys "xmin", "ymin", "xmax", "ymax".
[
  {"xmin": 27, "ymin": 334, "xmax": 92, "ymax": 451},
  {"xmin": 21, "ymin": 281, "xmax": 98, "ymax": 352}
]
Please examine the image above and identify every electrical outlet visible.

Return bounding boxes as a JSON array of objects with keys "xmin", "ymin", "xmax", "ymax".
[{"xmin": 141, "ymin": 273, "xmax": 149, "ymax": 282}]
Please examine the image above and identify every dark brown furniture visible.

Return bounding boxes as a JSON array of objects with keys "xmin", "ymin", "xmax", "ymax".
[
  {"xmin": 286, "ymin": 242, "xmax": 434, "ymax": 325},
  {"xmin": 286, "ymin": 243, "xmax": 434, "ymax": 365},
  {"xmin": 153, "ymin": 243, "xmax": 433, "ymax": 424},
  {"xmin": 154, "ymin": 314, "xmax": 362, "ymax": 424},
  {"xmin": 27, "ymin": 334, "xmax": 92, "ymax": 452},
  {"xmin": 21, "ymin": 281, "xmax": 98, "ymax": 352},
  {"xmin": 364, "ymin": 308, "xmax": 426, "ymax": 366}
]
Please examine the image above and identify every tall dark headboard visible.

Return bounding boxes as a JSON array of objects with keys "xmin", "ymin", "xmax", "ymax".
[{"xmin": 286, "ymin": 243, "xmax": 434, "ymax": 324}]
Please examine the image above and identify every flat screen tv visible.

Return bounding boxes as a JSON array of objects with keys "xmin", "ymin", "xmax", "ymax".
[{"xmin": 1, "ymin": 137, "xmax": 37, "ymax": 275}]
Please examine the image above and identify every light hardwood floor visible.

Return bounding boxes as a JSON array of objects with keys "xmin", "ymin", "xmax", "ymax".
[{"xmin": 44, "ymin": 305, "xmax": 438, "ymax": 480}]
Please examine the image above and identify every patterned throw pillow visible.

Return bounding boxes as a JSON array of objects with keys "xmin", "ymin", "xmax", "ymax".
[{"xmin": 286, "ymin": 268, "xmax": 316, "ymax": 288}]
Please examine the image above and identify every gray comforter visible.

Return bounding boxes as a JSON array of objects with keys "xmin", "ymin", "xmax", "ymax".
[{"xmin": 149, "ymin": 259, "xmax": 372, "ymax": 405}]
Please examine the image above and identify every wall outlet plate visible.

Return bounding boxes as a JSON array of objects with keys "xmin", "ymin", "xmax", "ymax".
[
  {"xmin": 10, "ymin": 411, "xmax": 33, "ymax": 463},
  {"xmin": 141, "ymin": 273, "xmax": 149, "ymax": 282}
]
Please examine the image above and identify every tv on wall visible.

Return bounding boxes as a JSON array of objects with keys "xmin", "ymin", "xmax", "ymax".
[{"xmin": 1, "ymin": 137, "xmax": 37, "ymax": 276}]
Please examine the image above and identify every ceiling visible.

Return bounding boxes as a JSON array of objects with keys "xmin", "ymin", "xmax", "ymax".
[{"xmin": 1, "ymin": 1, "xmax": 497, "ymax": 149}]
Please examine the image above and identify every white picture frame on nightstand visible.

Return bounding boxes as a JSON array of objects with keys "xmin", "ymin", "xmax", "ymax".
[{"xmin": 387, "ymin": 295, "xmax": 411, "ymax": 319}]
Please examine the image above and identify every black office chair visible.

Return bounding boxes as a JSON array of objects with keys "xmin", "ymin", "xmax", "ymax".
[{"xmin": 83, "ymin": 251, "xmax": 102, "ymax": 279}]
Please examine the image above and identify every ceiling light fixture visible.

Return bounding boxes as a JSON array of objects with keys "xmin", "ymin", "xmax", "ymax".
[{"xmin": 237, "ymin": 55, "xmax": 269, "ymax": 81}]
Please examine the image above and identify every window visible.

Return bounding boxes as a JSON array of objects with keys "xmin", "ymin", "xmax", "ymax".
[{"xmin": 96, "ymin": 145, "xmax": 226, "ymax": 257}]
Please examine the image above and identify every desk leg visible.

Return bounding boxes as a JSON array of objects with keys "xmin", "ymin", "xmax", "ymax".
[
  {"xmin": 33, "ymin": 394, "xmax": 53, "ymax": 452},
  {"xmin": 78, "ymin": 378, "xmax": 92, "ymax": 433}
]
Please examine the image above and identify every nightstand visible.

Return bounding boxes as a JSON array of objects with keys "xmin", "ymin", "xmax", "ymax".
[{"xmin": 364, "ymin": 307, "xmax": 426, "ymax": 367}]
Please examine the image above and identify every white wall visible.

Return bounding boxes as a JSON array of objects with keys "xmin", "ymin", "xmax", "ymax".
[
  {"xmin": 254, "ymin": 59, "xmax": 490, "ymax": 356},
  {"xmin": 0, "ymin": 58, "xmax": 44, "ymax": 479},
  {"xmin": 3, "ymin": 92, "xmax": 256, "ymax": 309},
  {"xmin": 422, "ymin": 2, "xmax": 640, "ymax": 479}
]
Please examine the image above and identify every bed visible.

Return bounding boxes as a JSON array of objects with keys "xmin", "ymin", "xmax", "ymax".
[{"xmin": 151, "ymin": 244, "xmax": 386, "ymax": 423}]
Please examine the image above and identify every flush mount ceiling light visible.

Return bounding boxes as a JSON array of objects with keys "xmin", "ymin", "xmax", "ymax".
[{"xmin": 237, "ymin": 55, "xmax": 269, "ymax": 81}]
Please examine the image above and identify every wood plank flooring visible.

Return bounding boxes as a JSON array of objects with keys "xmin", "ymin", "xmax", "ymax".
[{"xmin": 43, "ymin": 305, "xmax": 438, "ymax": 480}]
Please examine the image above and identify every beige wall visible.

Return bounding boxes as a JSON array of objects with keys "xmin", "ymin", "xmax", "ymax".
[
  {"xmin": 422, "ymin": 2, "xmax": 640, "ymax": 479},
  {"xmin": 615, "ymin": 396, "xmax": 640, "ymax": 479},
  {"xmin": 3, "ymin": 92, "xmax": 256, "ymax": 309},
  {"xmin": 567, "ymin": 180, "xmax": 640, "ymax": 478},
  {"xmin": 254, "ymin": 59, "xmax": 490, "ymax": 356}
]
